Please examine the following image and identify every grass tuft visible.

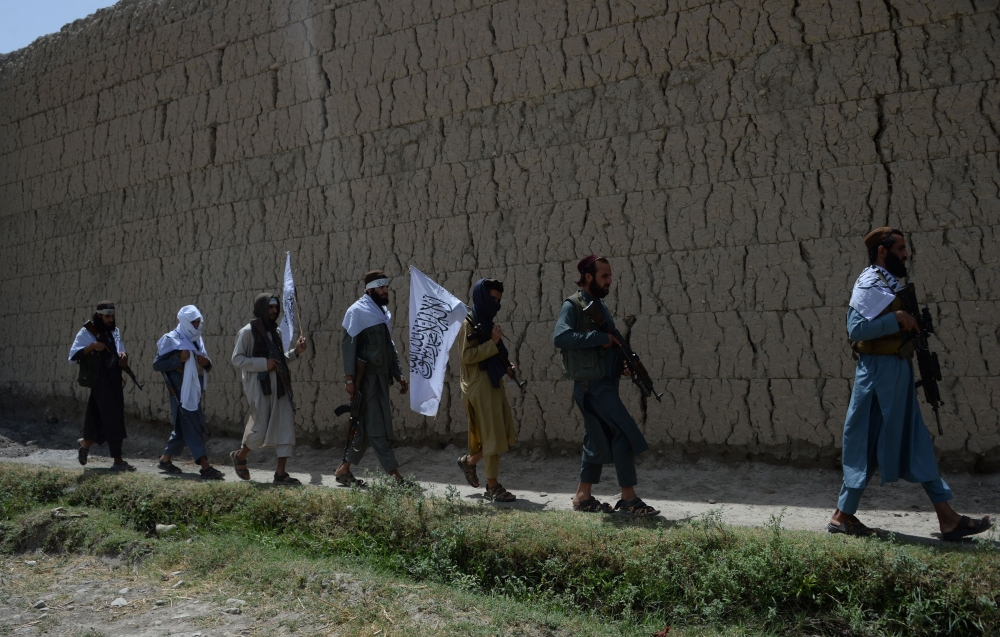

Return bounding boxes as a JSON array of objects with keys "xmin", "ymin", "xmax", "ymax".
[{"xmin": 1, "ymin": 464, "xmax": 998, "ymax": 636}]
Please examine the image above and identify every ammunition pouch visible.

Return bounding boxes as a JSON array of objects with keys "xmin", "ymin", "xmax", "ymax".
[
  {"xmin": 77, "ymin": 351, "xmax": 101, "ymax": 388},
  {"xmin": 850, "ymin": 296, "xmax": 914, "ymax": 359}
]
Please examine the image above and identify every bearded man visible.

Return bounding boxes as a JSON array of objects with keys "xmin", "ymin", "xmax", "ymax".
[
  {"xmin": 153, "ymin": 305, "xmax": 223, "ymax": 479},
  {"xmin": 68, "ymin": 301, "xmax": 135, "ymax": 471},
  {"xmin": 553, "ymin": 257, "xmax": 658, "ymax": 517},
  {"xmin": 336, "ymin": 270, "xmax": 409, "ymax": 486},
  {"xmin": 230, "ymin": 294, "xmax": 307, "ymax": 484},
  {"xmin": 829, "ymin": 228, "xmax": 991, "ymax": 540}
]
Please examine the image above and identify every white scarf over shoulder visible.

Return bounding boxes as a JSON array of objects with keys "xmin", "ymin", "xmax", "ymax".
[
  {"xmin": 157, "ymin": 305, "xmax": 210, "ymax": 411},
  {"xmin": 849, "ymin": 265, "xmax": 900, "ymax": 320},
  {"xmin": 342, "ymin": 294, "xmax": 392, "ymax": 338}
]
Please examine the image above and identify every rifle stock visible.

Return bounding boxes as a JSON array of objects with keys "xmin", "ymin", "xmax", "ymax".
[
  {"xmin": 581, "ymin": 301, "xmax": 663, "ymax": 402},
  {"xmin": 897, "ymin": 283, "xmax": 945, "ymax": 435}
]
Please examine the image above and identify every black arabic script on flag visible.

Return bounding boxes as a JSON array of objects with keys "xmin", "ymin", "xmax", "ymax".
[{"xmin": 409, "ymin": 294, "xmax": 451, "ymax": 379}]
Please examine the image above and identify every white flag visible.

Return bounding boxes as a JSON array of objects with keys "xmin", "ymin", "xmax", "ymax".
[
  {"xmin": 279, "ymin": 252, "xmax": 297, "ymax": 351},
  {"xmin": 408, "ymin": 266, "xmax": 467, "ymax": 416}
]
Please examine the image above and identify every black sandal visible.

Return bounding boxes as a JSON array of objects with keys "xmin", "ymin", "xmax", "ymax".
[
  {"xmin": 230, "ymin": 451, "xmax": 250, "ymax": 481},
  {"xmin": 110, "ymin": 461, "xmax": 136, "ymax": 472},
  {"xmin": 273, "ymin": 472, "xmax": 302, "ymax": 485},
  {"xmin": 457, "ymin": 455, "xmax": 480, "ymax": 488},
  {"xmin": 158, "ymin": 460, "xmax": 183, "ymax": 474},
  {"xmin": 827, "ymin": 516, "xmax": 882, "ymax": 538},
  {"xmin": 573, "ymin": 496, "xmax": 613, "ymax": 513},
  {"xmin": 614, "ymin": 498, "xmax": 660, "ymax": 517},
  {"xmin": 77, "ymin": 441, "xmax": 89, "ymax": 466},
  {"xmin": 942, "ymin": 515, "xmax": 992, "ymax": 541},
  {"xmin": 335, "ymin": 471, "xmax": 365, "ymax": 488},
  {"xmin": 485, "ymin": 483, "xmax": 516, "ymax": 502},
  {"xmin": 199, "ymin": 466, "xmax": 225, "ymax": 481}
]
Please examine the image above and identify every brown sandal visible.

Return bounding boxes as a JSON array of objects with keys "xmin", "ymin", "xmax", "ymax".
[
  {"xmin": 485, "ymin": 483, "xmax": 516, "ymax": 502},
  {"xmin": 457, "ymin": 455, "xmax": 480, "ymax": 488},
  {"xmin": 230, "ymin": 451, "xmax": 250, "ymax": 480},
  {"xmin": 335, "ymin": 471, "xmax": 365, "ymax": 488}
]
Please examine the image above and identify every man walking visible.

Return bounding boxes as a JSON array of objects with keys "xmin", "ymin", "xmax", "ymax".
[
  {"xmin": 68, "ymin": 301, "xmax": 135, "ymax": 471},
  {"xmin": 153, "ymin": 305, "xmax": 224, "ymax": 480},
  {"xmin": 336, "ymin": 270, "xmax": 409, "ymax": 486},
  {"xmin": 456, "ymin": 278, "xmax": 518, "ymax": 501},
  {"xmin": 553, "ymin": 257, "xmax": 658, "ymax": 517},
  {"xmin": 829, "ymin": 228, "xmax": 990, "ymax": 540},
  {"xmin": 230, "ymin": 294, "xmax": 307, "ymax": 485}
]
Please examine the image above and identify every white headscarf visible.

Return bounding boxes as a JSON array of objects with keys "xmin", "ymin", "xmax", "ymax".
[
  {"xmin": 342, "ymin": 293, "xmax": 392, "ymax": 338},
  {"xmin": 157, "ymin": 305, "xmax": 209, "ymax": 411}
]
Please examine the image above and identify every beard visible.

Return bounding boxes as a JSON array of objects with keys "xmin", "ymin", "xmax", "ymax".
[
  {"xmin": 369, "ymin": 291, "xmax": 389, "ymax": 307},
  {"xmin": 884, "ymin": 252, "xmax": 908, "ymax": 278},
  {"xmin": 588, "ymin": 279, "xmax": 610, "ymax": 299}
]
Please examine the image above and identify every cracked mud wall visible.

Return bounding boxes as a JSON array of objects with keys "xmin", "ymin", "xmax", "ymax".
[{"xmin": 1, "ymin": 0, "xmax": 999, "ymax": 467}]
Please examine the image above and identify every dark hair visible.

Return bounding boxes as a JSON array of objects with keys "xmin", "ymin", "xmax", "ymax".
[
  {"xmin": 482, "ymin": 279, "xmax": 504, "ymax": 294},
  {"xmin": 867, "ymin": 229, "xmax": 904, "ymax": 264},
  {"xmin": 364, "ymin": 270, "xmax": 388, "ymax": 285},
  {"xmin": 576, "ymin": 257, "xmax": 610, "ymax": 287}
]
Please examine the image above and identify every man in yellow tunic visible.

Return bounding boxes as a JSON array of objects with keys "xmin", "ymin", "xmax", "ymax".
[{"xmin": 456, "ymin": 278, "xmax": 518, "ymax": 501}]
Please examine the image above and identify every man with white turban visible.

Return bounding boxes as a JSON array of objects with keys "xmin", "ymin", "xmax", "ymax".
[
  {"xmin": 231, "ymin": 293, "xmax": 307, "ymax": 484},
  {"xmin": 153, "ymin": 305, "xmax": 224, "ymax": 479}
]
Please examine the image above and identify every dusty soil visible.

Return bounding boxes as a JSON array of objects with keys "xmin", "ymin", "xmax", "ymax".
[{"xmin": 1, "ymin": 411, "xmax": 997, "ymax": 544}]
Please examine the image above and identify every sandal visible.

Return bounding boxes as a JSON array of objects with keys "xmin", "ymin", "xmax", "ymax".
[
  {"xmin": 335, "ymin": 471, "xmax": 365, "ymax": 488},
  {"xmin": 457, "ymin": 455, "xmax": 480, "ymax": 488},
  {"xmin": 77, "ymin": 441, "xmax": 89, "ymax": 466},
  {"xmin": 273, "ymin": 472, "xmax": 302, "ymax": 485},
  {"xmin": 230, "ymin": 451, "xmax": 250, "ymax": 481},
  {"xmin": 485, "ymin": 483, "xmax": 516, "ymax": 502},
  {"xmin": 827, "ymin": 516, "xmax": 882, "ymax": 538},
  {"xmin": 614, "ymin": 498, "xmax": 660, "ymax": 517},
  {"xmin": 942, "ymin": 515, "xmax": 993, "ymax": 541},
  {"xmin": 110, "ymin": 461, "xmax": 136, "ymax": 472},
  {"xmin": 573, "ymin": 496, "xmax": 613, "ymax": 513},
  {"xmin": 158, "ymin": 460, "xmax": 183, "ymax": 474},
  {"xmin": 199, "ymin": 466, "xmax": 225, "ymax": 481}
]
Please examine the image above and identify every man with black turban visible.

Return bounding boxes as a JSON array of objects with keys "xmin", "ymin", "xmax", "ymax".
[
  {"xmin": 230, "ymin": 293, "xmax": 307, "ymax": 484},
  {"xmin": 456, "ymin": 278, "xmax": 518, "ymax": 501},
  {"xmin": 67, "ymin": 301, "xmax": 135, "ymax": 471}
]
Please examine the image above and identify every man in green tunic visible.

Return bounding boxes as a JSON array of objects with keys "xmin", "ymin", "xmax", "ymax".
[
  {"xmin": 456, "ymin": 278, "xmax": 518, "ymax": 502},
  {"xmin": 336, "ymin": 270, "xmax": 409, "ymax": 486}
]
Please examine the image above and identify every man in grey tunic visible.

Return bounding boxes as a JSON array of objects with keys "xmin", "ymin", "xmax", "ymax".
[
  {"xmin": 230, "ymin": 293, "xmax": 307, "ymax": 485},
  {"xmin": 553, "ymin": 256, "xmax": 659, "ymax": 517},
  {"xmin": 335, "ymin": 270, "xmax": 409, "ymax": 486}
]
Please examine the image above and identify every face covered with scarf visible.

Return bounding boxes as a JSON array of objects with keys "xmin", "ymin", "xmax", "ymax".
[
  {"xmin": 471, "ymin": 279, "xmax": 508, "ymax": 389},
  {"xmin": 176, "ymin": 305, "xmax": 205, "ymax": 351}
]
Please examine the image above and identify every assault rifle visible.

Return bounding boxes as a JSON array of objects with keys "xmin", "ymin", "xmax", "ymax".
[
  {"xmin": 334, "ymin": 359, "xmax": 366, "ymax": 458},
  {"xmin": 581, "ymin": 301, "xmax": 663, "ymax": 402},
  {"xmin": 466, "ymin": 320, "xmax": 527, "ymax": 390},
  {"xmin": 84, "ymin": 321, "xmax": 144, "ymax": 390},
  {"xmin": 250, "ymin": 320, "xmax": 295, "ymax": 411},
  {"xmin": 897, "ymin": 284, "xmax": 945, "ymax": 435}
]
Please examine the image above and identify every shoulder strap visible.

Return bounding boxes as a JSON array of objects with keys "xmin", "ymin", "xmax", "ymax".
[{"xmin": 83, "ymin": 321, "xmax": 99, "ymax": 336}]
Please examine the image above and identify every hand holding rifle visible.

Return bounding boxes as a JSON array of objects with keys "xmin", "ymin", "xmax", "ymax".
[
  {"xmin": 468, "ymin": 321, "xmax": 527, "ymax": 390},
  {"xmin": 581, "ymin": 301, "xmax": 662, "ymax": 402},
  {"xmin": 897, "ymin": 284, "xmax": 945, "ymax": 435}
]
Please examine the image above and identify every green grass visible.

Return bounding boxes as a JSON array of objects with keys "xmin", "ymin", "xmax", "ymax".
[{"xmin": 1, "ymin": 463, "xmax": 998, "ymax": 636}]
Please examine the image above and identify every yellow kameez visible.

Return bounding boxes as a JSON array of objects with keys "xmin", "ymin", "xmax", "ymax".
[{"xmin": 458, "ymin": 321, "xmax": 516, "ymax": 473}]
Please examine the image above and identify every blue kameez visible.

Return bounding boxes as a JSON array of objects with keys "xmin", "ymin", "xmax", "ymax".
[{"xmin": 838, "ymin": 307, "xmax": 952, "ymax": 513}]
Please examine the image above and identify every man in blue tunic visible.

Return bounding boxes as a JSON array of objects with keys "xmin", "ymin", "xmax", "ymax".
[
  {"xmin": 829, "ymin": 228, "xmax": 991, "ymax": 540},
  {"xmin": 553, "ymin": 256, "xmax": 659, "ymax": 517}
]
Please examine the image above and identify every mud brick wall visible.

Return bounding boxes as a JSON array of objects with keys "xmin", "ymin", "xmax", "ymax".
[{"xmin": 1, "ymin": 0, "xmax": 998, "ymax": 466}]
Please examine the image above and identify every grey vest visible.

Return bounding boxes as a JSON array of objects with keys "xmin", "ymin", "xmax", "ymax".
[
  {"xmin": 560, "ymin": 291, "xmax": 606, "ymax": 381},
  {"xmin": 357, "ymin": 324, "xmax": 394, "ymax": 375}
]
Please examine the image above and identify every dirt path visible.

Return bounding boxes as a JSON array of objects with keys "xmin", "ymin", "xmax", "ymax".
[{"xmin": 2, "ymin": 414, "xmax": 997, "ymax": 543}]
